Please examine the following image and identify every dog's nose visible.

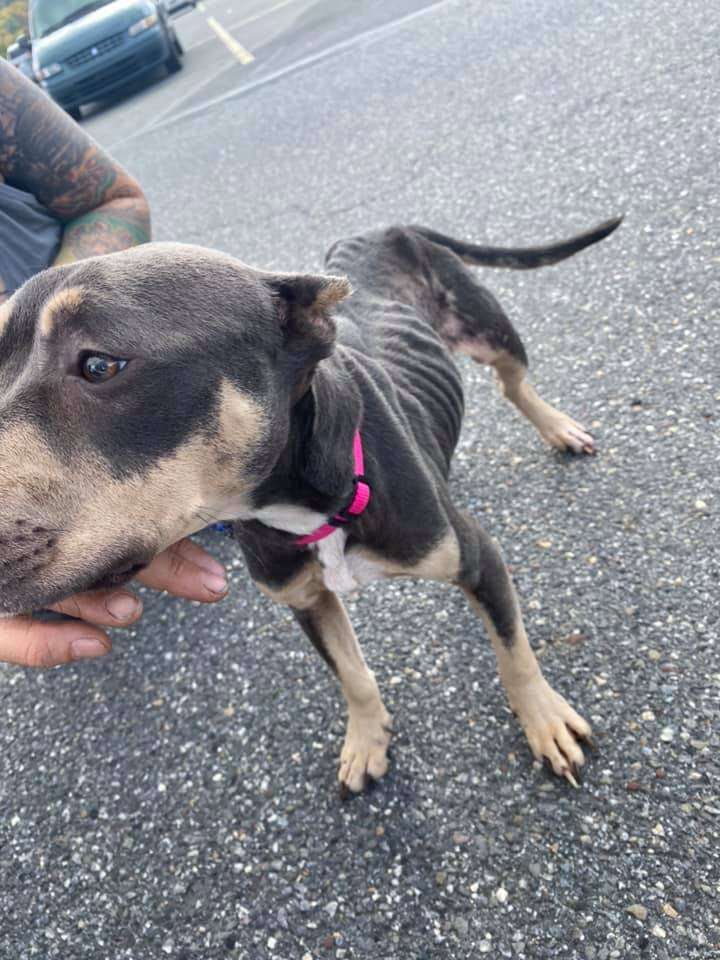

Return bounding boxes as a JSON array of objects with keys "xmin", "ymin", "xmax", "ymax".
[{"xmin": 0, "ymin": 519, "xmax": 58, "ymax": 596}]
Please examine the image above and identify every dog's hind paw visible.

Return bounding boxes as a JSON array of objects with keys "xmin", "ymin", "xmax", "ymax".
[
  {"xmin": 508, "ymin": 674, "xmax": 593, "ymax": 785},
  {"xmin": 338, "ymin": 707, "xmax": 392, "ymax": 794},
  {"xmin": 540, "ymin": 413, "xmax": 596, "ymax": 455}
]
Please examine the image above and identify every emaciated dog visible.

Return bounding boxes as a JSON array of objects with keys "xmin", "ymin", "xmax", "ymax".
[{"xmin": 0, "ymin": 216, "xmax": 620, "ymax": 792}]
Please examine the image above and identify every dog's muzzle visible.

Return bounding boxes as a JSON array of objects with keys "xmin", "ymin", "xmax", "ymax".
[{"xmin": 0, "ymin": 520, "xmax": 58, "ymax": 587}]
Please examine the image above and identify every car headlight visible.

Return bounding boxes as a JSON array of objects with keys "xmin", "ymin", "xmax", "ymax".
[
  {"xmin": 128, "ymin": 12, "xmax": 159, "ymax": 35},
  {"xmin": 37, "ymin": 62, "xmax": 63, "ymax": 80}
]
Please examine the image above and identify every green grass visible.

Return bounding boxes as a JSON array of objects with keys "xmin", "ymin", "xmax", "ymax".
[{"xmin": 0, "ymin": 0, "xmax": 29, "ymax": 58}]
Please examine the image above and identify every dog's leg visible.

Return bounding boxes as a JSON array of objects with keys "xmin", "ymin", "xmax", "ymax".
[
  {"xmin": 450, "ymin": 514, "xmax": 592, "ymax": 784},
  {"xmin": 413, "ymin": 233, "xmax": 595, "ymax": 453},
  {"xmin": 491, "ymin": 350, "xmax": 595, "ymax": 455},
  {"xmin": 292, "ymin": 591, "xmax": 392, "ymax": 793},
  {"xmin": 456, "ymin": 305, "xmax": 594, "ymax": 454}
]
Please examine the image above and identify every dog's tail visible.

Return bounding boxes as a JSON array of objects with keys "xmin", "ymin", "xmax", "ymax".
[{"xmin": 410, "ymin": 216, "xmax": 623, "ymax": 270}]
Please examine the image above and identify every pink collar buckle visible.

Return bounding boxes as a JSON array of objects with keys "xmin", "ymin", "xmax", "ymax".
[{"xmin": 296, "ymin": 431, "xmax": 371, "ymax": 547}]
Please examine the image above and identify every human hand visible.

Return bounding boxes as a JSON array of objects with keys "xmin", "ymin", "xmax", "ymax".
[{"xmin": 0, "ymin": 538, "xmax": 228, "ymax": 668}]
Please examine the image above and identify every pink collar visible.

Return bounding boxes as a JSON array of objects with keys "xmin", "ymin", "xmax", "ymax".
[{"xmin": 296, "ymin": 431, "xmax": 371, "ymax": 546}]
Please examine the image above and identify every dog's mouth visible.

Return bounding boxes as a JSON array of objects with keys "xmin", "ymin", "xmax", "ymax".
[
  {"xmin": 0, "ymin": 533, "xmax": 153, "ymax": 615},
  {"xmin": 85, "ymin": 560, "xmax": 148, "ymax": 593},
  {"xmin": 0, "ymin": 561, "xmax": 147, "ymax": 618}
]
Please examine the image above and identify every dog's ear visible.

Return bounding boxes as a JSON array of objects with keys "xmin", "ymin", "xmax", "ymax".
[
  {"xmin": 264, "ymin": 274, "xmax": 352, "ymax": 400},
  {"xmin": 265, "ymin": 274, "xmax": 352, "ymax": 353}
]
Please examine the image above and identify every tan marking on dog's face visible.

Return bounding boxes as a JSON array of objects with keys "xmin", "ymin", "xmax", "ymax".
[
  {"xmin": 60, "ymin": 384, "xmax": 268, "ymax": 562},
  {"xmin": 217, "ymin": 379, "xmax": 267, "ymax": 458},
  {"xmin": 0, "ymin": 422, "xmax": 68, "ymax": 493},
  {"xmin": 39, "ymin": 286, "xmax": 85, "ymax": 337},
  {"xmin": 0, "ymin": 380, "xmax": 267, "ymax": 614},
  {"xmin": 201, "ymin": 379, "xmax": 269, "ymax": 519},
  {"xmin": 0, "ymin": 423, "xmax": 84, "ymax": 611}
]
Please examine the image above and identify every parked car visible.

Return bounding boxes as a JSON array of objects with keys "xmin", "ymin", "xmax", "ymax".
[
  {"xmin": 6, "ymin": 35, "xmax": 37, "ymax": 82},
  {"xmin": 161, "ymin": 0, "xmax": 196, "ymax": 15},
  {"xmin": 29, "ymin": 0, "xmax": 184, "ymax": 120}
]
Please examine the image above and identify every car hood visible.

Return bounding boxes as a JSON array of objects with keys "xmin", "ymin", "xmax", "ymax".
[{"xmin": 32, "ymin": 0, "xmax": 155, "ymax": 64}]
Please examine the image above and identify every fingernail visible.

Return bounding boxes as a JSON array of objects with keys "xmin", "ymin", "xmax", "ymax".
[
  {"xmin": 203, "ymin": 573, "xmax": 228, "ymax": 595},
  {"xmin": 71, "ymin": 637, "xmax": 110, "ymax": 660},
  {"xmin": 105, "ymin": 593, "xmax": 141, "ymax": 622},
  {"xmin": 196, "ymin": 556, "xmax": 227, "ymax": 579}
]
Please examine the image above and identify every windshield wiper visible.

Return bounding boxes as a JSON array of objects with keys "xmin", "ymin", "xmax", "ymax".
[{"xmin": 41, "ymin": 0, "xmax": 110, "ymax": 36}]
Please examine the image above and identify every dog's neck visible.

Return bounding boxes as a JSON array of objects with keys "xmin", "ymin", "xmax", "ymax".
[{"xmin": 247, "ymin": 355, "xmax": 364, "ymax": 534}]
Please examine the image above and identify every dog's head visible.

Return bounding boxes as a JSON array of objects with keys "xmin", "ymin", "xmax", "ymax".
[{"xmin": 0, "ymin": 243, "xmax": 350, "ymax": 614}]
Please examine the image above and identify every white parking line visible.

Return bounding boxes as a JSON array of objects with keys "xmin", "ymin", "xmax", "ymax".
[
  {"xmin": 186, "ymin": 0, "xmax": 303, "ymax": 54},
  {"xmin": 116, "ymin": 0, "xmax": 451, "ymax": 149},
  {"xmin": 230, "ymin": 0, "xmax": 304, "ymax": 32}
]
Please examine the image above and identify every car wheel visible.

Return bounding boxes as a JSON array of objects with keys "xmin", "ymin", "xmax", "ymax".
[
  {"xmin": 66, "ymin": 105, "xmax": 82, "ymax": 122},
  {"xmin": 166, "ymin": 30, "xmax": 183, "ymax": 73}
]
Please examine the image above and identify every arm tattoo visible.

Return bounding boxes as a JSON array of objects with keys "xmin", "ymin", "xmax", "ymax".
[
  {"xmin": 0, "ymin": 62, "xmax": 150, "ymax": 263},
  {"xmin": 55, "ymin": 200, "xmax": 152, "ymax": 263}
]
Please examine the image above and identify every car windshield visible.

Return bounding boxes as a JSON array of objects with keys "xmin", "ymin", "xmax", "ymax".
[{"xmin": 29, "ymin": 0, "xmax": 115, "ymax": 39}]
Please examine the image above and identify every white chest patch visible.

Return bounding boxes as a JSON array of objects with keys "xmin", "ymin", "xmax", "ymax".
[
  {"xmin": 252, "ymin": 502, "xmax": 326, "ymax": 535},
  {"xmin": 317, "ymin": 530, "xmax": 386, "ymax": 594},
  {"xmin": 253, "ymin": 502, "xmax": 386, "ymax": 594}
]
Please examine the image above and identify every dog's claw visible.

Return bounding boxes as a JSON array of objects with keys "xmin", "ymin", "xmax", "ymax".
[
  {"xmin": 564, "ymin": 767, "xmax": 580, "ymax": 789},
  {"xmin": 338, "ymin": 708, "xmax": 392, "ymax": 794},
  {"xmin": 542, "ymin": 755, "xmax": 582, "ymax": 789},
  {"xmin": 543, "ymin": 415, "xmax": 596, "ymax": 455}
]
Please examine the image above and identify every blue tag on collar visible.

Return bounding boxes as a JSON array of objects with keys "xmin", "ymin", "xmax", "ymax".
[{"xmin": 211, "ymin": 522, "xmax": 234, "ymax": 537}]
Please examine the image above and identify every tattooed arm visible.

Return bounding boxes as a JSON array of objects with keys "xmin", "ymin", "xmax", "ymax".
[
  {"xmin": 0, "ymin": 62, "xmax": 150, "ymax": 276},
  {"xmin": 0, "ymin": 70, "xmax": 230, "ymax": 669}
]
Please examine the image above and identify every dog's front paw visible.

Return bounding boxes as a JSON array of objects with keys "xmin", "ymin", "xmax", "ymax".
[
  {"xmin": 539, "ymin": 412, "xmax": 595, "ymax": 455},
  {"xmin": 338, "ymin": 706, "xmax": 393, "ymax": 794},
  {"xmin": 508, "ymin": 674, "xmax": 593, "ymax": 787}
]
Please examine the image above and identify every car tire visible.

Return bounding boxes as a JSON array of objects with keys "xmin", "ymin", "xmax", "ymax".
[
  {"xmin": 165, "ymin": 30, "xmax": 183, "ymax": 73},
  {"xmin": 66, "ymin": 105, "xmax": 82, "ymax": 122}
]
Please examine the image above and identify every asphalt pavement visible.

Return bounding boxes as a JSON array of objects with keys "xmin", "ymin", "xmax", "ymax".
[
  {"xmin": 2, "ymin": 0, "xmax": 719, "ymax": 958},
  {"xmin": 81, "ymin": 0, "xmax": 438, "ymax": 145}
]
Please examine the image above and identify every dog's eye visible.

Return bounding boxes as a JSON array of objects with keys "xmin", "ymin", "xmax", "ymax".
[{"xmin": 80, "ymin": 354, "xmax": 128, "ymax": 383}]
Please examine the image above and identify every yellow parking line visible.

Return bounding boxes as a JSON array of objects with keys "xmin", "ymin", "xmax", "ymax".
[{"xmin": 197, "ymin": 2, "xmax": 255, "ymax": 63}]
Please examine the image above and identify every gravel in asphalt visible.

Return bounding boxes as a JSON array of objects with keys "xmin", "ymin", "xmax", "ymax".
[{"xmin": 1, "ymin": 0, "xmax": 718, "ymax": 957}]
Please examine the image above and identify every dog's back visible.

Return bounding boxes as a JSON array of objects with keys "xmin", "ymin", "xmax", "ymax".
[{"xmin": 323, "ymin": 217, "xmax": 621, "ymax": 472}]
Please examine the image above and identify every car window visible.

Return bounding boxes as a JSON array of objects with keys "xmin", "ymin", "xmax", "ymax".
[{"xmin": 29, "ymin": 0, "xmax": 116, "ymax": 39}]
